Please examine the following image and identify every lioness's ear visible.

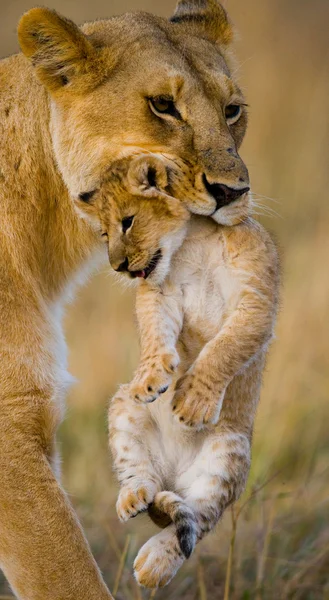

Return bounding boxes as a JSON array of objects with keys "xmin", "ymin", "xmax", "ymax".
[
  {"xmin": 18, "ymin": 8, "xmax": 95, "ymax": 92},
  {"xmin": 170, "ymin": 0, "xmax": 233, "ymax": 47},
  {"xmin": 127, "ymin": 156, "xmax": 169, "ymax": 198}
]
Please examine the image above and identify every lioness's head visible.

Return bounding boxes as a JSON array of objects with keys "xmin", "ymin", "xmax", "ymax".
[
  {"xmin": 76, "ymin": 155, "xmax": 190, "ymax": 284},
  {"xmin": 18, "ymin": 0, "xmax": 250, "ymax": 225}
]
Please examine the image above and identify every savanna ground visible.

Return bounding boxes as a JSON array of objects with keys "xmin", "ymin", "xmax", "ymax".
[{"xmin": 1, "ymin": 0, "xmax": 329, "ymax": 598}]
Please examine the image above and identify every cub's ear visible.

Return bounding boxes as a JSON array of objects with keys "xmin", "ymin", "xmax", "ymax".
[
  {"xmin": 18, "ymin": 8, "xmax": 96, "ymax": 92},
  {"xmin": 127, "ymin": 155, "xmax": 169, "ymax": 199},
  {"xmin": 128, "ymin": 155, "xmax": 189, "ymax": 221},
  {"xmin": 170, "ymin": 0, "xmax": 233, "ymax": 47}
]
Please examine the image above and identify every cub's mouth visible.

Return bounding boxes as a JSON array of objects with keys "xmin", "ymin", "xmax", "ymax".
[{"xmin": 130, "ymin": 249, "xmax": 162, "ymax": 280}]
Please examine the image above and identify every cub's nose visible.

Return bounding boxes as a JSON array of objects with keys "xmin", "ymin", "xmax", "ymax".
[
  {"xmin": 115, "ymin": 257, "xmax": 129, "ymax": 272},
  {"xmin": 203, "ymin": 175, "xmax": 250, "ymax": 210}
]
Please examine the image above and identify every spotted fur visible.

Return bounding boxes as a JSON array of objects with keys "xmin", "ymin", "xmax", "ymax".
[{"xmin": 107, "ymin": 156, "xmax": 280, "ymax": 588}]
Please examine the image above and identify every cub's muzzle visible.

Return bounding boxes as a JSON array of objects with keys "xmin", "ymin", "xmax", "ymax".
[{"xmin": 115, "ymin": 257, "xmax": 129, "ymax": 272}]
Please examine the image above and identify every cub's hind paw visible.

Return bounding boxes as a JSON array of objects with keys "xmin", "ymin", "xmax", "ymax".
[
  {"xmin": 134, "ymin": 526, "xmax": 184, "ymax": 588},
  {"xmin": 116, "ymin": 481, "xmax": 157, "ymax": 522}
]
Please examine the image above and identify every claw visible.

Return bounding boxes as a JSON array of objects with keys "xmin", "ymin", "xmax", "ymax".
[{"xmin": 159, "ymin": 386, "xmax": 169, "ymax": 395}]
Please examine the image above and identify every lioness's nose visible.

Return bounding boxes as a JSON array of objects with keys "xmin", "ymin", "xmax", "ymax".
[
  {"xmin": 115, "ymin": 257, "xmax": 129, "ymax": 272},
  {"xmin": 203, "ymin": 175, "xmax": 250, "ymax": 210}
]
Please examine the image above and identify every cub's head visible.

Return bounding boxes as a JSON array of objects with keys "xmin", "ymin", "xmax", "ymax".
[
  {"xmin": 77, "ymin": 155, "xmax": 190, "ymax": 285},
  {"xmin": 18, "ymin": 1, "xmax": 251, "ymax": 225}
]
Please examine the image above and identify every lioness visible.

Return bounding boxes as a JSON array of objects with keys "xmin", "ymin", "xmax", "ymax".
[
  {"xmin": 94, "ymin": 155, "xmax": 278, "ymax": 588},
  {"xmin": 1, "ymin": 1, "xmax": 252, "ymax": 598}
]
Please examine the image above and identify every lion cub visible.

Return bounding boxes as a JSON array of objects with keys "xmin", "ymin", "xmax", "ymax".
[{"xmin": 101, "ymin": 156, "xmax": 279, "ymax": 588}]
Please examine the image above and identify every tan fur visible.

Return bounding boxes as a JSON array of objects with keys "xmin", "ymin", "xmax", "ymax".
[
  {"xmin": 1, "ymin": 1, "xmax": 258, "ymax": 596},
  {"xmin": 104, "ymin": 156, "xmax": 280, "ymax": 587}
]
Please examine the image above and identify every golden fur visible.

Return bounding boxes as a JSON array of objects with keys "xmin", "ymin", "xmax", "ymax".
[
  {"xmin": 1, "ymin": 1, "xmax": 257, "ymax": 597},
  {"xmin": 102, "ymin": 156, "xmax": 280, "ymax": 587}
]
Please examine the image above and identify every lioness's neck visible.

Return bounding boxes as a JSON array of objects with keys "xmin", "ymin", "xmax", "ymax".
[{"xmin": 0, "ymin": 54, "xmax": 101, "ymax": 301}]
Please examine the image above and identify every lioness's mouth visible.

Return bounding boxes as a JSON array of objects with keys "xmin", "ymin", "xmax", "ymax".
[{"xmin": 130, "ymin": 249, "xmax": 162, "ymax": 280}]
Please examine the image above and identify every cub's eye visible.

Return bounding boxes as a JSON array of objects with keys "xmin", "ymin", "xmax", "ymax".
[
  {"xmin": 225, "ymin": 104, "xmax": 242, "ymax": 125},
  {"xmin": 149, "ymin": 96, "xmax": 181, "ymax": 120},
  {"xmin": 122, "ymin": 215, "xmax": 134, "ymax": 233},
  {"xmin": 101, "ymin": 232, "xmax": 108, "ymax": 240},
  {"xmin": 79, "ymin": 190, "xmax": 96, "ymax": 203}
]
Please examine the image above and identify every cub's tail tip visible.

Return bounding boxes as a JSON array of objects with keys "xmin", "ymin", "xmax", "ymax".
[
  {"xmin": 176, "ymin": 520, "xmax": 196, "ymax": 558},
  {"xmin": 149, "ymin": 491, "xmax": 197, "ymax": 559}
]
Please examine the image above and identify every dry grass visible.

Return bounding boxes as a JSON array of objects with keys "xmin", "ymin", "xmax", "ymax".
[{"xmin": 0, "ymin": 0, "xmax": 328, "ymax": 598}]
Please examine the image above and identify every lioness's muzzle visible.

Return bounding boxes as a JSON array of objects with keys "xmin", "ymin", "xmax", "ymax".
[{"xmin": 203, "ymin": 175, "xmax": 250, "ymax": 210}]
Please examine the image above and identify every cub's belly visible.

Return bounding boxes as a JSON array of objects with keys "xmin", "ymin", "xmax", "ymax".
[
  {"xmin": 171, "ymin": 253, "xmax": 244, "ymax": 367},
  {"xmin": 145, "ymin": 390, "xmax": 206, "ymax": 489}
]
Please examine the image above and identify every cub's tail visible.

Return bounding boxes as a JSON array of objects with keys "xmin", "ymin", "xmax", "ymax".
[{"xmin": 148, "ymin": 491, "xmax": 197, "ymax": 559}]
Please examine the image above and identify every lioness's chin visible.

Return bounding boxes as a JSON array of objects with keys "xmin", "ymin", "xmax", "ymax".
[{"xmin": 211, "ymin": 193, "xmax": 252, "ymax": 226}]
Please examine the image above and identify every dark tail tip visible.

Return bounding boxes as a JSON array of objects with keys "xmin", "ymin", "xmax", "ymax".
[
  {"xmin": 176, "ymin": 522, "xmax": 196, "ymax": 559},
  {"xmin": 149, "ymin": 491, "xmax": 197, "ymax": 559}
]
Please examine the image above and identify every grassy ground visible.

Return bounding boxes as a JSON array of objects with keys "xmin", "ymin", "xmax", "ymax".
[{"xmin": 1, "ymin": 0, "xmax": 328, "ymax": 598}]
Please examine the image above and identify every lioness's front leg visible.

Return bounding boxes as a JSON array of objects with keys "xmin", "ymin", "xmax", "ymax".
[
  {"xmin": 0, "ymin": 389, "xmax": 113, "ymax": 600},
  {"xmin": 0, "ymin": 306, "xmax": 113, "ymax": 600}
]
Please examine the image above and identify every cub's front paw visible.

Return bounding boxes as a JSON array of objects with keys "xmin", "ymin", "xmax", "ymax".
[
  {"xmin": 116, "ymin": 480, "xmax": 157, "ymax": 522},
  {"xmin": 130, "ymin": 351, "xmax": 179, "ymax": 403},
  {"xmin": 172, "ymin": 372, "xmax": 225, "ymax": 429}
]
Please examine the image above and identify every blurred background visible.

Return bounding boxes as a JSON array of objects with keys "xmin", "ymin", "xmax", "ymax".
[{"xmin": 1, "ymin": 0, "xmax": 329, "ymax": 598}]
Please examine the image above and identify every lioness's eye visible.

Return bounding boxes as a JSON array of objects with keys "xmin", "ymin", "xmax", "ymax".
[
  {"xmin": 225, "ymin": 104, "xmax": 242, "ymax": 124},
  {"xmin": 149, "ymin": 96, "xmax": 181, "ymax": 120},
  {"xmin": 122, "ymin": 215, "xmax": 134, "ymax": 233}
]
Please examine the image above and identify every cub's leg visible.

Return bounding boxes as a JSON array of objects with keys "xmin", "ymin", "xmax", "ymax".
[
  {"xmin": 134, "ymin": 524, "xmax": 184, "ymax": 589},
  {"xmin": 130, "ymin": 282, "xmax": 183, "ymax": 403},
  {"xmin": 134, "ymin": 491, "xmax": 197, "ymax": 588},
  {"xmin": 133, "ymin": 430, "xmax": 250, "ymax": 590},
  {"xmin": 178, "ymin": 356, "xmax": 264, "ymax": 543},
  {"xmin": 178, "ymin": 430, "xmax": 250, "ymax": 541},
  {"xmin": 109, "ymin": 385, "xmax": 162, "ymax": 522},
  {"xmin": 134, "ymin": 358, "xmax": 263, "ymax": 589}
]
